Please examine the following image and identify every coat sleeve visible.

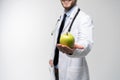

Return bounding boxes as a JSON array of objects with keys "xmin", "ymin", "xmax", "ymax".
[{"xmin": 67, "ymin": 15, "xmax": 94, "ymax": 58}]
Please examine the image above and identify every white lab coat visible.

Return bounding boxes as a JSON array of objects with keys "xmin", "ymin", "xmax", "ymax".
[{"xmin": 49, "ymin": 6, "xmax": 94, "ymax": 80}]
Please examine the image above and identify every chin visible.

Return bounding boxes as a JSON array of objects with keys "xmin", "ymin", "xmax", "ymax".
[
  {"xmin": 64, "ymin": 4, "xmax": 72, "ymax": 10},
  {"xmin": 64, "ymin": 7, "xmax": 71, "ymax": 11}
]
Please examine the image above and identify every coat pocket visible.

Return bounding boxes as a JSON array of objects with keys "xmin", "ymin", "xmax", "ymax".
[
  {"xmin": 66, "ymin": 67, "xmax": 84, "ymax": 80},
  {"xmin": 69, "ymin": 57, "xmax": 84, "ymax": 68}
]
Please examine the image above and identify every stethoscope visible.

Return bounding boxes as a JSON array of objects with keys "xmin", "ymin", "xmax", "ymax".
[{"xmin": 51, "ymin": 8, "xmax": 80, "ymax": 36}]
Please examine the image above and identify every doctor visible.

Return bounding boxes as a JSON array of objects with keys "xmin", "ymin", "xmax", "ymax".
[{"xmin": 49, "ymin": 0, "xmax": 94, "ymax": 80}]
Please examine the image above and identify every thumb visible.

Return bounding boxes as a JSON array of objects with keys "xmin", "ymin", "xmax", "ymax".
[{"xmin": 74, "ymin": 44, "xmax": 84, "ymax": 49}]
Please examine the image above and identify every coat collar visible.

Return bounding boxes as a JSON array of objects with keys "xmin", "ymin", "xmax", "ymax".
[{"xmin": 65, "ymin": 5, "xmax": 79, "ymax": 19}]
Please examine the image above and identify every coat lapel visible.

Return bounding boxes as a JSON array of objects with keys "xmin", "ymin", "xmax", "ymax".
[{"xmin": 63, "ymin": 7, "xmax": 79, "ymax": 33}]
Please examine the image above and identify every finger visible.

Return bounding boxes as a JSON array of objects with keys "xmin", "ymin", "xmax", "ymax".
[
  {"xmin": 49, "ymin": 60, "xmax": 54, "ymax": 67},
  {"xmin": 74, "ymin": 44, "xmax": 84, "ymax": 49},
  {"xmin": 57, "ymin": 46, "xmax": 62, "ymax": 51},
  {"xmin": 62, "ymin": 47, "xmax": 73, "ymax": 54},
  {"xmin": 57, "ymin": 46, "xmax": 65, "ymax": 53},
  {"xmin": 56, "ymin": 44, "xmax": 62, "ymax": 47}
]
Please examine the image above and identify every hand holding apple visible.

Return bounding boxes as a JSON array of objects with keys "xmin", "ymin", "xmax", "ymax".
[{"xmin": 57, "ymin": 32, "xmax": 84, "ymax": 55}]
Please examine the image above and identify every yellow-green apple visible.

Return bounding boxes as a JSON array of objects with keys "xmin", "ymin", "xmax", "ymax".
[{"xmin": 60, "ymin": 32, "xmax": 75, "ymax": 48}]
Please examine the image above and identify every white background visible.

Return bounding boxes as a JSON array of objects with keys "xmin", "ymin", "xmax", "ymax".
[{"xmin": 0, "ymin": 0, "xmax": 120, "ymax": 80}]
